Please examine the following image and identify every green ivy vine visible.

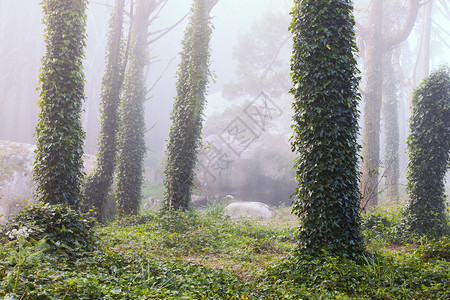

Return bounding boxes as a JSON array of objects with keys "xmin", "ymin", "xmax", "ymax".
[
  {"xmin": 82, "ymin": 0, "xmax": 125, "ymax": 220},
  {"xmin": 115, "ymin": 1, "xmax": 148, "ymax": 217},
  {"xmin": 163, "ymin": 0, "xmax": 215, "ymax": 211},
  {"xmin": 290, "ymin": 0, "xmax": 364, "ymax": 256},
  {"xmin": 34, "ymin": 0, "xmax": 88, "ymax": 208},
  {"xmin": 405, "ymin": 65, "xmax": 450, "ymax": 239}
]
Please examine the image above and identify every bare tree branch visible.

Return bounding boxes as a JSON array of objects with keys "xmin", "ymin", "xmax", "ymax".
[
  {"xmin": 259, "ymin": 35, "xmax": 290, "ymax": 90},
  {"xmin": 119, "ymin": 0, "xmax": 134, "ymax": 88},
  {"xmin": 433, "ymin": 18, "xmax": 450, "ymax": 38},
  {"xmin": 385, "ymin": 0, "xmax": 420, "ymax": 49},
  {"xmin": 90, "ymin": 0, "xmax": 114, "ymax": 8},
  {"xmin": 145, "ymin": 56, "xmax": 176, "ymax": 100},
  {"xmin": 147, "ymin": 12, "xmax": 189, "ymax": 45},
  {"xmin": 437, "ymin": 0, "xmax": 450, "ymax": 17},
  {"xmin": 147, "ymin": 0, "xmax": 169, "ymax": 26}
]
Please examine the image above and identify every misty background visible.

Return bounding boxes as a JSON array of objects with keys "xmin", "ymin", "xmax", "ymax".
[{"xmin": 1, "ymin": 0, "xmax": 449, "ymax": 205}]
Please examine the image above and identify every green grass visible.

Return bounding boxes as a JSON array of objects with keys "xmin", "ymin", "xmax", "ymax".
[{"xmin": 1, "ymin": 204, "xmax": 449, "ymax": 299}]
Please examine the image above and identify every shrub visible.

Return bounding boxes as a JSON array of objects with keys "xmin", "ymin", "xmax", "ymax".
[
  {"xmin": 361, "ymin": 204, "xmax": 406, "ymax": 247},
  {"xmin": 1, "ymin": 202, "xmax": 96, "ymax": 253}
]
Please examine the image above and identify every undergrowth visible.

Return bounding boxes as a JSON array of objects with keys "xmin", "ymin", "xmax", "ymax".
[{"xmin": 0, "ymin": 203, "xmax": 449, "ymax": 299}]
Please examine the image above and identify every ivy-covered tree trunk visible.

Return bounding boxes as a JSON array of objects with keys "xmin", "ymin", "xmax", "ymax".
[
  {"xmin": 82, "ymin": 0, "xmax": 125, "ymax": 219},
  {"xmin": 115, "ymin": 0, "xmax": 150, "ymax": 217},
  {"xmin": 290, "ymin": 0, "xmax": 364, "ymax": 256},
  {"xmin": 163, "ymin": 0, "xmax": 216, "ymax": 211},
  {"xmin": 34, "ymin": 0, "xmax": 87, "ymax": 208},
  {"xmin": 404, "ymin": 66, "xmax": 450, "ymax": 239},
  {"xmin": 382, "ymin": 51, "xmax": 399, "ymax": 203}
]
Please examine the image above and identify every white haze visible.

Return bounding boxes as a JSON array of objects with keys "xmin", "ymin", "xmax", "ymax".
[{"xmin": 0, "ymin": 0, "xmax": 449, "ymax": 209}]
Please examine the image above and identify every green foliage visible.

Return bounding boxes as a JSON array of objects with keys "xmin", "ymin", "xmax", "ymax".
[
  {"xmin": 34, "ymin": 0, "xmax": 87, "ymax": 208},
  {"xmin": 163, "ymin": 0, "xmax": 215, "ymax": 211},
  {"xmin": 0, "ymin": 236, "xmax": 48, "ymax": 295},
  {"xmin": 416, "ymin": 237, "xmax": 450, "ymax": 262},
  {"xmin": 405, "ymin": 65, "xmax": 450, "ymax": 239},
  {"xmin": 361, "ymin": 204, "xmax": 407, "ymax": 247},
  {"xmin": 0, "ymin": 210, "xmax": 294, "ymax": 299},
  {"xmin": 115, "ymin": 1, "xmax": 148, "ymax": 217},
  {"xmin": 1, "ymin": 210, "xmax": 449, "ymax": 299},
  {"xmin": 289, "ymin": 0, "xmax": 364, "ymax": 256},
  {"xmin": 1, "ymin": 202, "xmax": 96, "ymax": 254},
  {"xmin": 1, "ymin": 252, "xmax": 251, "ymax": 299},
  {"xmin": 107, "ymin": 210, "xmax": 295, "ymax": 260},
  {"xmin": 83, "ymin": 0, "xmax": 125, "ymax": 220},
  {"xmin": 257, "ymin": 248, "xmax": 450, "ymax": 299}
]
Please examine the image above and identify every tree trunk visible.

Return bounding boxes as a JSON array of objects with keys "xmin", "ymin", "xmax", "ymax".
[
  {"xmin": 115, "ymin": 0, "xmax": 152, "ymax": 216},
  {"xmin": 420, "ymin": 0, "xmax": 433, "ymax": 80},
  {"xmin": 361, "ymin": 0, "xmax": 383, "ymax": 209},
  {"xmin": 361, "ymin": 0, "xmax": 419, "ymax": 210},
  {"xmin": 82, "ymin": 0, "xmax": 125, "ymax": 219},
  {"xmin": 163, "ymin": 0, "xmax": 216, "ymax": 211},
  {"xmin": 382, "ymin": 51, "xmax": 399, "ymax": 203}
]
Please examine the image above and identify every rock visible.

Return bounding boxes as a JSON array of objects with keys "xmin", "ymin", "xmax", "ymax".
[
  {"xmin": 224, "ymin": 201, "xmax": 278, "ymax": 219},
  {"xmin": 222, "ymin": 194, "xmax": 235, "ymax": 202},
  {"xmin": 0, "ymin": 140, "xmax": 96, "ymax": 223},
  {"xmin": 142, "ymin": 197, "xmax": 162, "ymax": 210},
  {"xmin": 191, "ymin": 194, "xmax": 208, "ymax": 208}
]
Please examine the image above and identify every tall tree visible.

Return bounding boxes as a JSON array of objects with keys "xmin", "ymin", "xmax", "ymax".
[
  {"xmin": 115, "ymin": 0, "xmax": 153, "ymax": 217},
  {"xmin": 404, "ymin": 66, "xmax": 450, "ymax": 239},
  {"xmin": 382, "ymin": 51, "xmax": 400, "ymax": 203},
  {"xmin": 82, "ymin": 0, "xmax": 125, "ymax": 219},
  {"xmin": 34, "ymin": 0, "xmax": 87, "ymax": 208},
  {"xmin": 163, "ymin": 0, "xmax": 218, "ymax": 211},
  {"xmin": 360, "ymin": 0, "xmax": 419, "ymax": 209},
  {"xmin": 290, "ymin": 0, "xmax": 364, "ymax": 256}
]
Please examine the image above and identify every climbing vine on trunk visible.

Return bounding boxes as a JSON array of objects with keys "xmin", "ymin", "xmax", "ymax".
[
  {"xmin": 34, "ymin": 0, "xmax": 87, "ymax": 208},
  {"xmin": 82, "ymin": 0, "xmax": 125, "ymax": 220},
  {"xmin": 115, "ymin": 0, "xmax": 150, "ymax": 217},
  {"xmin": 404, "ymin": 65, "xmax": 450, "ymax": 239},
  {"xmin": 163, "ymin": 0, "xmax": 216, "ymax": 211},
  {"xmin": 290, "ymin": 0, "xmax": 364, "ymax": 256}
]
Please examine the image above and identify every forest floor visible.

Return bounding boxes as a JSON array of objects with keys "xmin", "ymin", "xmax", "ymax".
[{"xmin": 1, "ymin": 203, "xmax": 449, "ymax": 299}]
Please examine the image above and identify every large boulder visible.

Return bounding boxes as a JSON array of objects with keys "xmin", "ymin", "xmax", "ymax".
[
  {"xmin": 0, "ymin": 140, "xmax": 96, "ymax": 222},
  {"xmin": 224, "ymin": 201, "xmax": 278, "ymax": 219}
]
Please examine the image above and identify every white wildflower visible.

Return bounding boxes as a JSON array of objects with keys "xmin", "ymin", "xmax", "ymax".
[{"xmin": 6, "ymin": 227, "xmax": 32, "ymax": 239}]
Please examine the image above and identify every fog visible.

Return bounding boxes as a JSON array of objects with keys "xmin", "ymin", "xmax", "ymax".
[{"xmin": 1, "ymin": 0, "xmax": 449, "ymax": 206}]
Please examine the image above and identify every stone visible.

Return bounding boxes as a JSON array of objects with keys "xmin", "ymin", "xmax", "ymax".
[
  {"xmin": 191, "ymin": 194, "xmax": 208, "ymax": 208},
  {"xmin": 224, "ymin": 201, "xmax": 278, "ymax": 219},
  {"xmin": 142, "ymin": 197, "xmax": 162, "ymax": 210}
]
